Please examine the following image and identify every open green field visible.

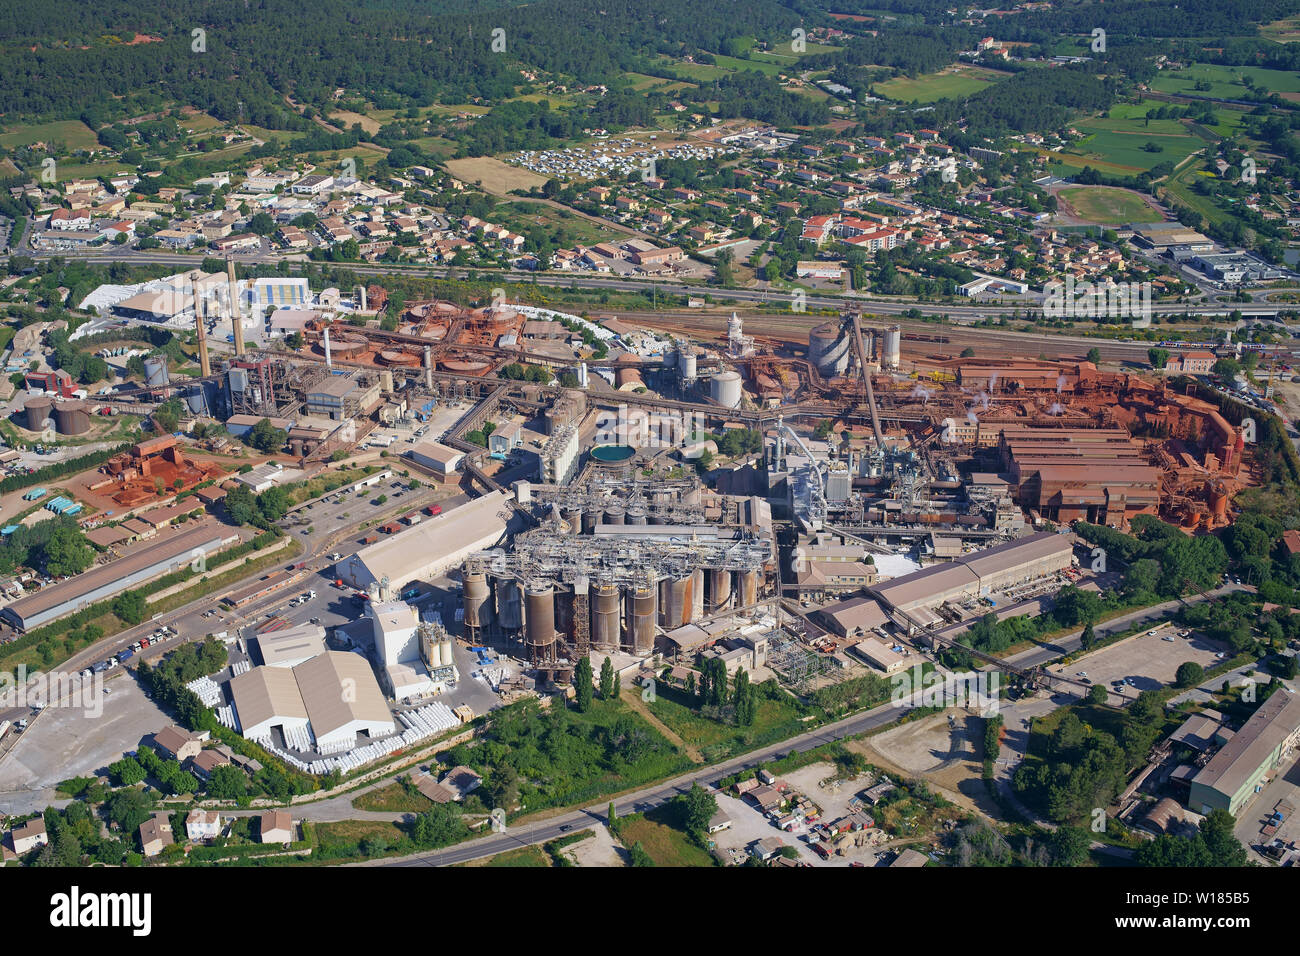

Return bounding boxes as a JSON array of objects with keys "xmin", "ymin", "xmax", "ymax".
[
  {"xmin": 179, "ymin": 111, "xmax": 223, "ymax": 134},
  {"xmin": 1261, "ymin": 16, "xmax": 1300, "ymax": 42},
  {"xmin": 506, "ymin": 92, "xmax": 579, "ymax": 108},
  {"xmin": 1161, "ymin": 165, "xmax": 1236, "ymax": 229},
  {"xmin": 352, "ymin": 780, "xmax": 435, "ymax": 813},
  {"xmin": 655, "ymin": 56, "xmax": 732, "ymax": 82},
  {"xmin": 874, "ymin": 67, "xmax": 999, "ymax": 103},
  {"xmin": 1056, "ymin": 185, "xmax": 1156, "ymax": 224},
  {"xmin": 626, "ymin": 73, "xmax": 697, "ymax": 94},
  {"xmin": 647, "ymin": 685, "xmax": 807, "ymax": 760},
  {"xmin": 493, "ymin": 199, "xmax": 621, "ymax": 245},
  {"xmin": 616, "ymin": 812, "xmax": 715, "ymax": 867},
  {"xmin": 1150, "ymin": 63, "xmax": 1300, "ymax": 101},
  {"xmin": 0, "ymin": 119, "xmax": 99, "ymax": 151},
  {"xmin": 1052, "ymin": 109, "xmax": 1205, "ymax": 173}
]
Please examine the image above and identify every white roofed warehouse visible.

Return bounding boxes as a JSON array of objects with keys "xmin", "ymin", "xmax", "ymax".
[{"xmin": 338, "ymin": 491, "xmax": 510, "ymax": 592}]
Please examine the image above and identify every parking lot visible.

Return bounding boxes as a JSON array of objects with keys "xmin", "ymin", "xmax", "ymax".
[
  {"xmin": 0, "ymin": 669, "xmax": 168, "ymax": 815},
  {"xmin": 1048, "ymin": 622, "xmax": 1227, "ymax": 704}
]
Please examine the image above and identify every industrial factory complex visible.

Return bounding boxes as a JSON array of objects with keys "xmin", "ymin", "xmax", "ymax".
[{"xmin": 2, "ymin": 253, "xmax": 1290, "ymax": 872}]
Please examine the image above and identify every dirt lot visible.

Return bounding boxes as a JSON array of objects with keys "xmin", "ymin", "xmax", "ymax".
[
  {"xmin": 443, "ymin": 157, "xmax": 548, "ymax": 195},
  {"xmin": 851, "ymin": 712, "xmax": 995, "ymax": 818},
  {"xmin": 566, "ymin": 825, "xmax": 627, "ymax": 867}
]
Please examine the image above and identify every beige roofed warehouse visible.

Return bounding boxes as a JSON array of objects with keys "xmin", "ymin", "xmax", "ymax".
[
  {"xmin": 228, "ymin": 651, "xmax": 394, "ymax": 755},
  {"xmin": 869, "ymin": 531, "xmax": 1075, "ymax": 614}
]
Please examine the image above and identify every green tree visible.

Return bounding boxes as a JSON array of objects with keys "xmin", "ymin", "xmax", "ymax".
[
  {"xmin": 1087, "ymin": 347, "xmax": 1102, "ymax": 365},
  {"xmin": 674, "ymin": 782, "xmax": 718, "ymax": 837},
  {"xmin": 1148, "ymin": 347, "xmax": 1170, "ymax": 369},
  {"xmin": 599, "ymin": 656, "xmax": 615, "ymax": 699},
  {"xmin": 108, "ymin": 756, "xmax": 146, "ymax": 787},
  {"xmin": 43, "ymin": 525, "xmax": 93, "ymax": 577},
  {"xmin": 206, "ymin": 764, "xmax": 248, "ymax": 800},
  {"xmin": 573, "ymin": 656, "xmax": 594, "ymax": 712},
  {"xmin": 223, "ymin": 483, "xmax": 257, "ymax": 524},
  {"xmin": 1080, "ymin": 621, "xmax": 1096, "ymax": 651},
  {"xmin": 1175, "ymin": 661, "xmax": 1205, "ymax": 688},
  {"xmin": 1047, "ymin": 825, "xmax": 1090, "ymax": 866},
  {"xmin": 1087, "ymin": 683, "xmax": 1108, "ymax": 704},
  {"xmin": 246, "ymin": 417, "xmax": 288, "ymax": 453},
  {"xmin": 256, "ymin": 486, "xmax": 291, "ymax": 522},
  {"xmin": 112, "ymin": 590, "xmax": 147, "ymax": 625}
]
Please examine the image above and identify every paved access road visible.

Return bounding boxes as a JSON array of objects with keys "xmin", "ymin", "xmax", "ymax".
[{"xmin": 371, "ymin": 698, "xmax": 915, "ymax": 867}]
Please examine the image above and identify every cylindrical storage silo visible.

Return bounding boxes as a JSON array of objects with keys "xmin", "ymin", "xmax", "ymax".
[
  {"xmin": 679, "ymin": 349, "xmax": 698, "ymax": 382},
  {"xmin": 463, "ymin": 570, "xmax": 490, "ymax": 630},
  {"xmin": 24, "ymin": 396, "xmax": 54, "ymax": 432},
  {"xmin": 143, "ymin": 356, "xmax": 170, "ymax": 387},
  {"xmin": 592, "ymin": 584, "xmax": 622, "ymax": 649},
  {"xmin": 497, "ymin": 579, "xmax": 524, "ymax": 631},
  {"xmin": 604, "ymin": 505, "xmax": 625, "ymax": 526},
  {"xmin": 809, "ymin": 323, "xmax": 851, "ymax": 378},
  {"xmin": 883, "ymin": 325, "xmax": 902, "ymax": 369},
  {"xmin": 524, "ymin": 585, "xmax": 557, "ymax": 661},
  {"xmin": 708, "ymin": 568, "xmax": 733, "ymax": 612},
  {"xmin": 690, "ymin": 568, "xmax": 704, "ymax": 622},
  {"xmin": 710, "ymin": 370, "xmax": 743, "ymax": 409},
  {"xmin": 629, "ymin": 586, "xmax": 657, "ymax": 656},
  {"xmin": 581, "ymin": 509, "xmax": 598, "ymax": 534},
  {"xmin": 738, "ymin": 569, "xmax": 760, "ymax": 607},
  {"xmin": 627, "ymin": 506, "xmax": 648, "ymax": 526},
  {"xmin": 659, "ymin": 573, "xmax": 692, "ymax": 630},
  {"xmin": 561, "ymin": 507, "xmax": 582, "ymax": 535},
  {"xmin": 438, "ymin": 638, "xmax": 454, "ymax": 669},
  {"xmin": 648, "ymin": 508, "xmax": 667, "ymax": 525}
]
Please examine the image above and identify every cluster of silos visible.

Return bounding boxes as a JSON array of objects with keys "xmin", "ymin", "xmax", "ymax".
[
  {"xmin": 419, "ymin": 623, "xmax": 456, "ymax": 669},
  {"xmin": 710, "ymin": 369, "xmax": 743, "ymax": 409},
  {"xmin": 24, "ymin": 397, "xmax": 90, "ymax": 435},
  {"xmin": 809, "ymin": 323, "xmax": 852, "ymax": 378},
  {"xmin": 883, "ymin": 325, "xmax": 902, "ymax": 370}
]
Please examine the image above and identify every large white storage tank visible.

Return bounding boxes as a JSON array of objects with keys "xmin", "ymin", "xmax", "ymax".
[{"xmin": 711, "ymin": 369, "xmax": 743, "ymax": 409}]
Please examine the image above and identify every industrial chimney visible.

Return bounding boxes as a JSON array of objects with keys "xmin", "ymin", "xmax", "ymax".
[
  {"xmin": 226, "ymin": 258, "xmax": 244, "ymax": 357},
  {"xmin": 191, "ymin": 273, "xmax": 211, "ymax": 378},
  {"xmin": 323, "ymin": 325, "xmax": 333, "ymax": 369}
]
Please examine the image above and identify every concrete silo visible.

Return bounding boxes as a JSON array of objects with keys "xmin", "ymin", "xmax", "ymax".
[
  {"xmin": 883, "ymin": 325, "xmax": 902, "ymax": 369},
  {"xmin": 628, "ymin": 585, "xmax": 658, "ymax": 656},
  {"xmin": 592, "ymin": 583, "xmax": 622, "ymax": 650},
  {"xmin": 524, "ymin": 584, "xmax": 557, "ymax": 661}
]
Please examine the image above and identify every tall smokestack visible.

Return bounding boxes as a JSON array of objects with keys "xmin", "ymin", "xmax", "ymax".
[
  {"xmin": 359, "ymin": 285, "xmax": 368, "ymax": 312},
  {"xmin": 323, "ymin": 325, "xmax": 333, "ymax": 369},
  {"xmin": 424, "ymin": 345, "xmax": 433, "ymax": 390},
  {"xmin": 226, "ymin": 258, "xmax": 244, "ymax": 357},
  {"xmin": 191, "ymin": 273, "xmax": 211, "ymax": 378}
]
